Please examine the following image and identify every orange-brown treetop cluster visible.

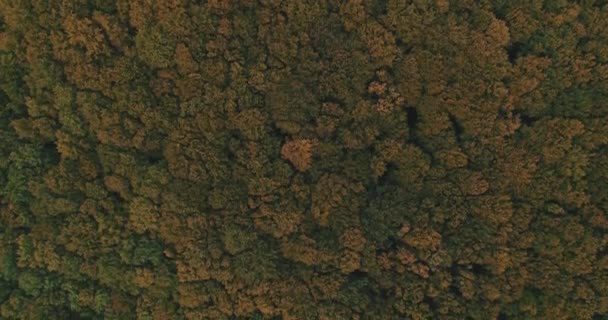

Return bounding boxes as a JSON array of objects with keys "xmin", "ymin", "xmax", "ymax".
[{"xmin": 0, "ymin": 0, "xmax": 607, "ymax": 319}]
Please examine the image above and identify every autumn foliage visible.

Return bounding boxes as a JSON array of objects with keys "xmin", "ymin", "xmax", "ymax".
[
  {"xmin": 281, "ymin": 139, "xmax": 313, "ymax": 172},
  {"xmin": 0, "ymin": 1, "xmax": 607, "ymax": 319}
]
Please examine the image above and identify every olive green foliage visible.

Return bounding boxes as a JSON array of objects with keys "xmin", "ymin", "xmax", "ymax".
[{"xmin": 0, "ymin": 0, "xmax": 607, "ymax": 319}]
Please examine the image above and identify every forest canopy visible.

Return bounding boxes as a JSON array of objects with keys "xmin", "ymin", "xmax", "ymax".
[{"xmin": 0, "ymin": 0, "xmax": 607, "ymax": 319}]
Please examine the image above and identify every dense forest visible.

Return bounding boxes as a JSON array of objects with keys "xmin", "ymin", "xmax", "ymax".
[{"xmin": 0, "ymin": 0, "xmax": 607, "ymax": 319}]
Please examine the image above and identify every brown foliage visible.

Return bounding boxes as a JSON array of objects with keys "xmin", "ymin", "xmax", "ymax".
[
  {"xmin": 281, "ymin": 138, "xmax": 313, "ymax": 172},
  {"xmin": 0, "ymin": 1, "xmax": 606, "ymax": 319}
]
